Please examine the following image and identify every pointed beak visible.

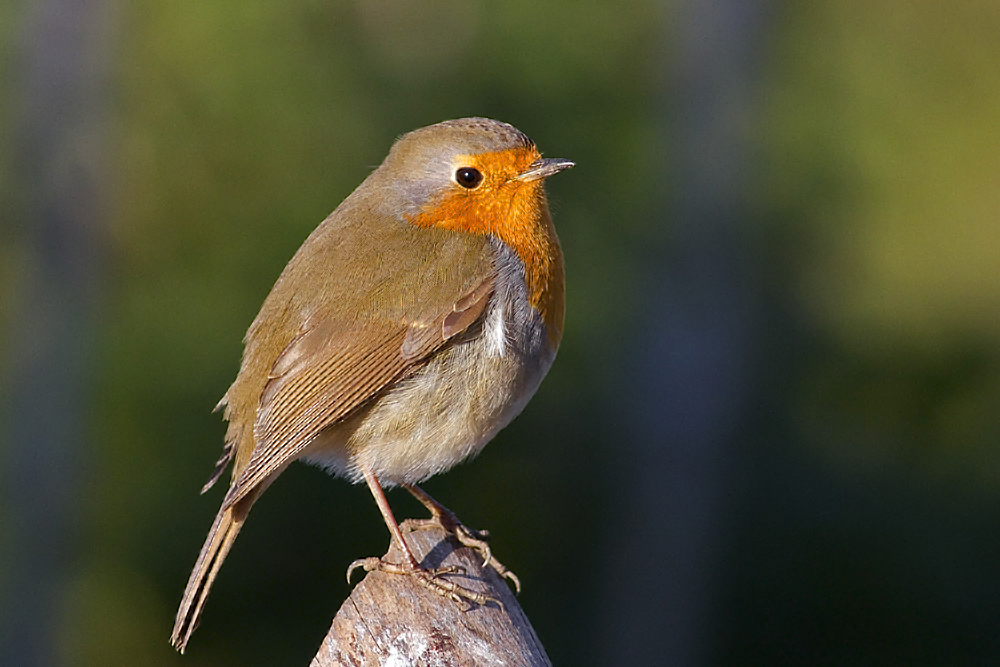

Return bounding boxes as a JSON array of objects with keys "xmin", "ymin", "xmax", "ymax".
[{"xmin": 516, "ymin": 157, "xmax": 575, "ymax": 182}]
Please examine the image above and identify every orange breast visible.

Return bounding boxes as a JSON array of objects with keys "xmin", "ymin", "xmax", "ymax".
[{"xmin": 405, "ymin": 147, "xmax": 565, "ymax": 349}]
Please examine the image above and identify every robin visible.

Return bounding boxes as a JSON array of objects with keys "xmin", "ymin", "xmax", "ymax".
[{"xmin": 170, "ymin": 117, "xmax": 572, "ymax": 652}]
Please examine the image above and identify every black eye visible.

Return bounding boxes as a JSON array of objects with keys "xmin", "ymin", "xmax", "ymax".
[{"xmin": 455, "ymin": 167, "xmax": 483, "ymax": 189}]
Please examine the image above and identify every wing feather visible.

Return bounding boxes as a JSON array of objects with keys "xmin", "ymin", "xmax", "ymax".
[{"xmin": 221, "ymin": 271, "xmax": 495, "ymax": 509}]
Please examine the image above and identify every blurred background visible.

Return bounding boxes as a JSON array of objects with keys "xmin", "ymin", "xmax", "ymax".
[{"xmin": 2, "ymin": 0, "xmax": 998, "ymax": 665}]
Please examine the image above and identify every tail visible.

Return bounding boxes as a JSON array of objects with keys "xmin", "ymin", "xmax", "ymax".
[{"xmin": 170, "ymin": 499, "xmax": 251, "ymax": 653}]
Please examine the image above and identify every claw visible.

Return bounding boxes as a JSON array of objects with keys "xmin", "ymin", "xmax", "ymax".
[
  {"xmin": 404, "ymin": 516, "xmax": 520, "ymax": 594},
  {"xmin": 346, "ymin": 555, "xmax": 492, "ymax": 606},
  {"xmin": 492, "ymin": 562, "xmax": 522, "ymax": 595},
  {"xmin": 346, "ymin": 557, "xmax": 381, "ymax": 583},
  {"xmin": 401, "ymin": 484, "xmax": 522, "ymax": 595}
]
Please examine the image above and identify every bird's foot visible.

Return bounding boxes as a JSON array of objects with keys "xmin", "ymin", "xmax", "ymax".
[
  {"xmin": 346, "ymin": 556, "xmax": 495, "ymax": 606},
  {"xmin": 401, "ymin": 515, "xmax": 521, "ymax": 594}
]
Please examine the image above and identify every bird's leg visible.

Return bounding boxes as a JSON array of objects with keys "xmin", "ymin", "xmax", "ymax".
[
  {"xmin": 401, "ymin": 483, "xmax": 521, "ymax": 594},
  {"xmin": 346, "ymin": 469, "xmax": 494, "ymax": 606}
]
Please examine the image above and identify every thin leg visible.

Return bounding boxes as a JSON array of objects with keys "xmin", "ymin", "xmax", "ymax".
[
  {"xmin": 402, "ymin": 483, "xmax": 521, "ymax": 594},
  {"xmin": 345, "ymin": 469, "xmax": 495, "ymax": 606},
  {"xmin": 363, "ymin": 469, "xmax": 421, "ymax": 568}
]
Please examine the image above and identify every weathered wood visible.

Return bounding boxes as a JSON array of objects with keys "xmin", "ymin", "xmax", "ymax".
[{"xmin": 310, "ymin": 526, "xmax": 551, "ymax": 667}]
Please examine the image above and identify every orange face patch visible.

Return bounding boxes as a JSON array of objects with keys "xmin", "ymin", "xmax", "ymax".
[{"xmin": 405, "ymin": 146, "xmax": 565, "ymax": 349}]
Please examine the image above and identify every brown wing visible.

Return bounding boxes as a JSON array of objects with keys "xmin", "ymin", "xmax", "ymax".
[{"xmin": 220, "ymin": 273, "xmax": 495, "ymax": 509}]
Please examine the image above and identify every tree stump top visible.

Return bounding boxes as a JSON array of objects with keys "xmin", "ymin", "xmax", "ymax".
[{"xmin": 310, "ymin": 526, "xmax": 551, "ymax": 667}]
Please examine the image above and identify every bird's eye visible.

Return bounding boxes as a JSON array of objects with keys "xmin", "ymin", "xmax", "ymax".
[{"xmin": 455, "ymin": 167, "xmax": 483, "ymax": 189}]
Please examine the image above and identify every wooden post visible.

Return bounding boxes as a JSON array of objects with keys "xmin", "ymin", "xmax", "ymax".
[{"xmin": 310, "ymin": 526, "xmax": 551, "ymax": 666}]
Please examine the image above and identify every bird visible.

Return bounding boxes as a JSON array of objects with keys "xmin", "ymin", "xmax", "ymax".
[{"xmin": 170, "ymin": 117, "xmax": 572, "ymax": 653}]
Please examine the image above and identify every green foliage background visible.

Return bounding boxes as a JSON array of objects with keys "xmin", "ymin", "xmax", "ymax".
[{"xmin": 2, "ymin": 0, "xmax": 998, "ymax": 665}]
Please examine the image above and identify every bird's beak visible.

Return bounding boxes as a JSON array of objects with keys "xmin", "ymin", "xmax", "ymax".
[{"xmin": 516, "ymin": 157, "xmax": 575, "ymax": 182}]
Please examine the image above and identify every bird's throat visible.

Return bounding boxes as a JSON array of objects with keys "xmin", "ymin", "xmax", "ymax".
[{"xmin": 405, "ymin": 180, "xmax": 564, "ymax": 350}]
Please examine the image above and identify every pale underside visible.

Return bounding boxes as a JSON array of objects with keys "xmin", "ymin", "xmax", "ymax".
[{"xmin": 301, "ymin": 239, "xmax": 554, "ymax": 486}]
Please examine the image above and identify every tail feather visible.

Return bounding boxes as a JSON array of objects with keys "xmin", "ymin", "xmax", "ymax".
[{"xmin": 170, "ymin": 502, "xmax": 248, "ymax": 653}]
